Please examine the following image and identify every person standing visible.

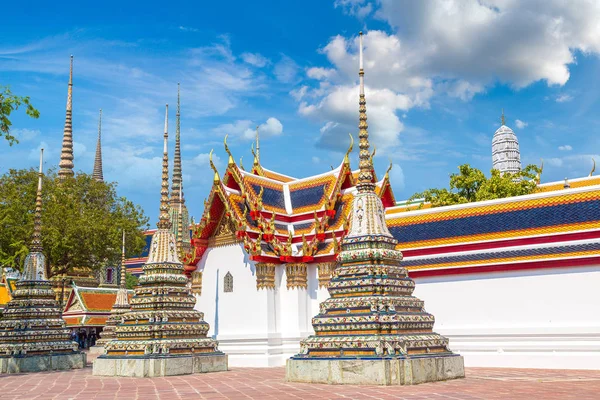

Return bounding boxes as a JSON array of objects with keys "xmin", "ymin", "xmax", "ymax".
[{"xmin": 79, "ymin": 329, "xmax": 87, "ymax": 349}]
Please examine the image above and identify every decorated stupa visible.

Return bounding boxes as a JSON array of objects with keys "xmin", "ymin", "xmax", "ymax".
[
  {"xmin": 93, "ymin": 231, "xmax": 131, "ymax": 349},
  {"xmin": 0, "ymin": 149, "xmax": 86, "ymax": 373},
  {"xmin": 285, "ymin": 32, "xmax": 465, "ymax": 385},
  {"xmin": 93, "ymin": 105, "xmax": 227, "ymax": 377},
  {"xmin": 492, "ymin": 110, "xmax": 521, "ymax": 175}
]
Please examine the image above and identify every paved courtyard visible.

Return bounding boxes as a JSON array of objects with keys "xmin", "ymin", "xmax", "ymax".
[{"xmin": 0, "ymin": 357, "xmax": 599, "ymax": 400}]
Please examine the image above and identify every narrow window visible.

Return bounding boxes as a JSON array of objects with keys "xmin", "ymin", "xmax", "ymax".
[{"xmin": 224, "ymin": 272, "xmax": 233, "ymax": 293}]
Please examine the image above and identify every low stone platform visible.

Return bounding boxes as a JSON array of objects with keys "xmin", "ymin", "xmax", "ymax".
[
  {"xmin": 87, "ymin": 346, "xmax": 105, "ymax": 356},
  {"xmin": 93, "ymin": 353, "xmax": 228, "ymax": 377},
  {"xmin": 286, "ymin": 355, "xmax": 464, "ymax": 385},
  {"xmin": 0, "ymin": 352, "xmax": 87, "ymax": 373}
]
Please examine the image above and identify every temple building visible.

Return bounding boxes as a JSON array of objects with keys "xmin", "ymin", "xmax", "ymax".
[
  {"xmin": 120, "ymin": 38, "xmax": 600, "ymax": 370},
  {"xmin": 492, "ymin": 110, "xmax": 521, "ymax": 175},
  {"xmin": 0, "ymin": 150, "xmax": 86, "ymax": 373},
  {"xmin": 123, "ymin": 116, "xmax": 600, "ymax": 371}
]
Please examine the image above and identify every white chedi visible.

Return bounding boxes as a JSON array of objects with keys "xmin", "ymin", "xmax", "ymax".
[{"xmin": 492, "ymin": 123, "xmax": 521, "ymax": 175}]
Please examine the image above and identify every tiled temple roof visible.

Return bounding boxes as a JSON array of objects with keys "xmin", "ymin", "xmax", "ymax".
[
  {"xmin": 62, "ymin": 284, "xmax": 134, "ymax": 327},
  {"xmin": 386, "ymin": 184, "xmax": 600, "ymax": 278}
]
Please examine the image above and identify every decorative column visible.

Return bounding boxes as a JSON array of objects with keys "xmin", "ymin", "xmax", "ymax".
[
  {"xmin": 317, "ymin": 262, "xmax": 335, "ymax": 288},
  {"xmin": 255, "ymin": 262, "xmax": 276, "ymax": 290},
  {"xmin": 285, "ymin": 263, "xmax": 307, "ymax": 290},
  {"xmin": 191, "ymin": 271, "xmax": 203, "ymax": 296}
]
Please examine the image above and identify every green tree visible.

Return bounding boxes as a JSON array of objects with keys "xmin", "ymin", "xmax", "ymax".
[
  {"xmin": 125, "ymin": 272, "xmax": 139, "ymax": 290},
  {"xmin": 0, "ymin": 86, "xmax": 40, "ymax": 145},
  {"xmin": 0, "ymin": 168, "xmax": 149, "ymax": 278},
  {"xmin": 410, "ymin": 164, "xmax": 541, "ymax": 208}
]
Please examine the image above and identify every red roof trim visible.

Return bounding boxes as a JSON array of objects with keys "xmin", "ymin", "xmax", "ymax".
[{"xmin": 409, "ymin": 255, "xmax": 600, "ymax": 279}]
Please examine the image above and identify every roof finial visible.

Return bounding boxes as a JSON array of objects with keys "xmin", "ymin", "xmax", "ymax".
[
  {"xmin": 58, "ymin": 55, "xmax": 75, "ymax": 180},
  {"xmin": 92, "ymin": 109, "xmax": 104, "ymax": 182},
  {"xmin": 254, "ymin": 125, "xmax": 260, "ymax": 165},
  {"xmin": 157, "ymin": 104, "xmax": 171, "ymax": 229},
  {"xmin": 31, "ymin": 148, "xmax": 44, "ymax": 252},
  {"xmin": 357, "ymin": 31, "xmax": 374, "ymax": 188},
  {"xmin": 590, "ymin": 158, "xmax": 596, "ymax": 177},
  {"xmin": 171, "ymin": 83, "xmax": 183, "ymax": 204},
  {"xmin": 501, "ymin": 108, "xmax": 505, "ymax": 126}
]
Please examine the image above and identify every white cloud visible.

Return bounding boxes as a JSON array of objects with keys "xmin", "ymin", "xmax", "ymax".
[
  {"xmin": 290, "ymin": 85, "xmax": 309, "ymax": 101},
  {"xmin": 300, "ymin": 84, "xmax": 410, "ymax": 152},
  {"xmin": 213, "ymin": 117, "xmax": 284, "ymax": 141},
  {"xmin": 334, "ymin": 0, "xmax": 373, "ymax": 18},
  {"xmin": 307, "ymin": 67, "xmax": 337, "ymax": 80},
  {"xmin": 294, "ymin": 1, "xmax": 600, "ymax": 153},
  {"xmin": 312, "ymin": 156, "xmax": 321, "ymax": 164},
  {"xmin": 558, "ymin": 145, "xmax": 573, "ymax": 151},
  {"xmin": 191, "ymin": 152, "xmax": 223, "ymax": 168},
  {"xmin": 515, "ymin": 119, "xmax": 528, "ymax": 129},
  {"xmin": 375, "ymin": 0, "xmax": 600, "ymax": 89},
  {"xmin": 178, "ymin": 26, "xmax": 199, "ymax": 33},
  {"xmin": 274, "ymin": 55, "xmax": 299, "ymax": 83},
  {"xmin": 556, "ymin": 94, "xmax": 574, "ymax": 103},
  {"xmin": 13, "ymin": 128, "xmax": 40, "ymax": 142},
  {"xmin": 243, "ymin": 117, "xmax": 283, "ymax": 140},
  {"xmin": 241, "ymin": 52, "xmax": 269, "ymax": 67}
]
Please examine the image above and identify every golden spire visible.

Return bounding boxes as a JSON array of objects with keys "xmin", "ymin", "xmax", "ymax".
[
  {"xmin": 58, "ymin": 55, "xmax": 75, "ymax": 180},
  {"xmin": 157, "ymin": 104, "xmax": 171, "ymax": 230},
  {"xmin": 590, "ymin": 158, "xmax": 596, "ymax": 177},
  {"xmin": 171, "ymin": 83, "xmax": 183, "ymax": 203},
  {"xmin": 357, "ymin": 31, "xmax": 374, "ymax": 188},
  {"xmin": 120, "ymin": 230, "xmax": 126, "ymax": 289},
  {"xmin": 31, "ymin": 148, "xmax": 44, "ymax": 252},
  {"xmin": 92, "ymin": 109, "xmax": 103, "ymax": 182},
  {"xmin": 177, "ymin": 190, "xmax": 184, "ymax": 251},
  {"xmin": 501, "ymin": 108, "xmax": 506, "ymax": 126}
]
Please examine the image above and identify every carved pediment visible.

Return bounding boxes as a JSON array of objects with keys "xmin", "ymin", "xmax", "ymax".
[{"xmin": 208, "ymin": 214, "xmax": 239, "ymax": 247}]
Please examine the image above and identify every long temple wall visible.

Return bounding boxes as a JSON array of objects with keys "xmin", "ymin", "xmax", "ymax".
[
  {"xmin": 413, "ymin": 265, "xmax": 600, "ymax": 370},
  {"xmin": 387, "ymin": 183, "xmax": 600, "ymax": 370}
]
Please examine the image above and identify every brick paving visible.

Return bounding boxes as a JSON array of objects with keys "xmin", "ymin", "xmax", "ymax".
[{"xmin": 0, "ymin": 355, "xmax": 599, "ymax": 400}]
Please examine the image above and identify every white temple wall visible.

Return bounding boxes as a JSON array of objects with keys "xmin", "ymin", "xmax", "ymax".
[
  {"xmin": 195, "ymin": 246, "xmax": 322, "ymax": 367},
  {"xmin": 412, "ymin": 265, "xmax": 600, "ymax": 370}
]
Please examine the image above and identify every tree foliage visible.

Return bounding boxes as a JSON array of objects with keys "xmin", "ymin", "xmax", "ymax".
[
  {"xmin": 410, "ymin": 164, "xmax": 542, "ymax": 208},
  {"xmin": 0, "ymin": 168, "xmax": 149, "ymax": 278},
  {"xmin": 125, "ymin": 272, "xmax": 139, "ymax": 290},
  {"xmin": 0, "ymin": 86, "xmax": 40, "ymax": 145}
]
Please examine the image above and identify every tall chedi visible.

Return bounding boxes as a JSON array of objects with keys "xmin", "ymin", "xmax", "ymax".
[
  {"xmin": 58, "ymin": 56, "xmax": 75, "ymax": 180},
  {"xmin": 93, "ymin": 105, "xmax": 227, "ymax": 377},
  {"xmin": 94, "ymin": 231, "xmax": 131, "ymax": 348},
  {"xmin": 92, "ymin": 109, "xmax": 104, "ymax": 182},
  {"xmin": 169, "ymin": 84, "xmax": 191, "ymax": 252},
  {"xmin": 0, "ymin": 149, "xmax": 86, "ymax": 373},
  {"xmin": 286, "ymin": 32, "xmax": 464, "ymax": 385}
]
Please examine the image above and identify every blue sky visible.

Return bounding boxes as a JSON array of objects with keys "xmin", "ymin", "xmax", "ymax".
[{"xmin": 2, "ymin": 0, "xmax": 600, "ymax": 224}]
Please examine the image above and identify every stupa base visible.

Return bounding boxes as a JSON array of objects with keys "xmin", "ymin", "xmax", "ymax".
[
  {"xmin": 0, "ymin": 352, "xmax": 87, "ymax": 374},
  {"xmin": 88, "ymin": 345, "xmax": 105, "ymax": 355},
  {"xmin": 286, "ymin": 354, "xmax": 464, "ymax": 385},
  {"xmin": 93, "ymin": 353, "xmax": 228, "ymax": 377}
]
